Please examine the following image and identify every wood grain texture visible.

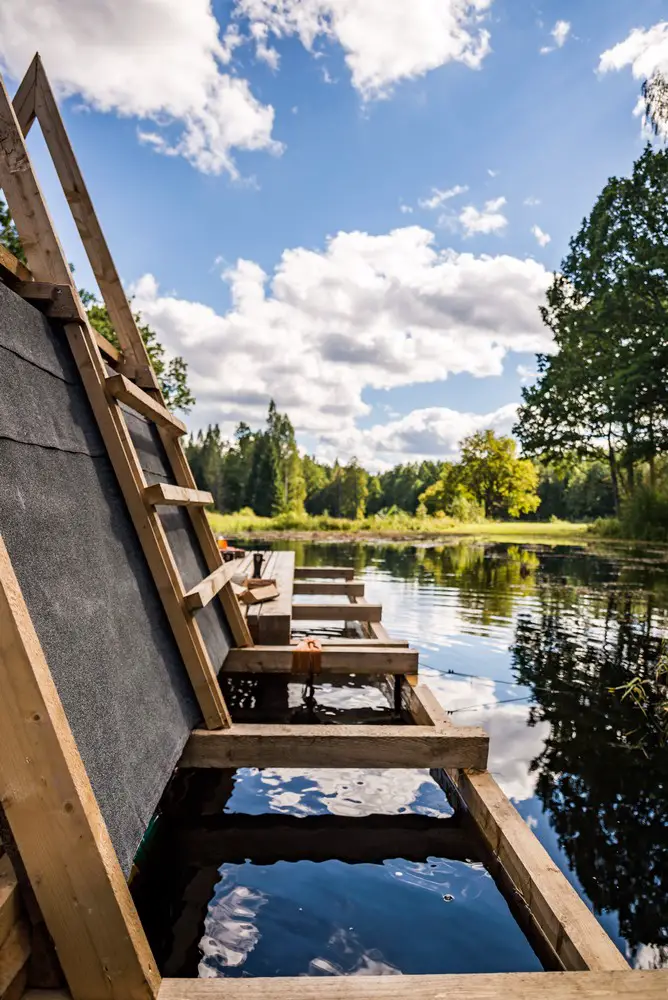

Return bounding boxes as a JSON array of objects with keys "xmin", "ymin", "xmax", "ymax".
[
  {"xmin": 0, "ymin": 920, "xmax": 30, "ymax": 997},
  {"xmin": 159, "ymin": 972, "xmax": 668, "ymax": 1000},
  {"xmin": 434, "ymin": 768, "xmax": 628, "ymax": 972},
  {"xmin": 0, "ymin": 245, "xmax": 32, "ymax": 284},
  {"xmin": 0, "ymin": 72, "xmax": 229, "ymax": 728},
  {"xmin": 143, "ymin": 484, "xmax": 213, "ymax": 508},
  {"xmin": 184, "ymin": 563, "xmax": 237, "ymax": 612},
  {"xmin": 242, "ymin": 551, "xmax": 294, "ymax": 645},
  {"xmin": 294, "ymin": 566, "xmax": 355, "ymax": 580},
  {"xmin": 181, "ymin": 722, "xmax": 489, "ymax": 769},
  {"xmin": 293, "ymin": 581, "xmax": 365, "ymax": 597},
  {"xmin": 0, "ymin": 538, "xmax": 158, "ymax": 1000},
  {"xmin": 222, "ymin": 645, "xmax": 418, "ymax": 674},
  {"xmin": 106, "ymin": 375, "xmax": 186, "ymax": 435},
  {"xmin": 0, "ymin": 855, "xmax": 20, "ymax": 951},
  {"xmin": 402, "ymin": 680, "xmax": 449, "ymax": 727},
  {"xmin": 291, "ymin": 603, "xmax": 382, "ymax": 622}
]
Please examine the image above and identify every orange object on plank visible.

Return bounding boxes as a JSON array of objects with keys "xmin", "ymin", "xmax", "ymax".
[{"xmin": 292, "ymin": 637, "xmax": 322, "ymax": 674}]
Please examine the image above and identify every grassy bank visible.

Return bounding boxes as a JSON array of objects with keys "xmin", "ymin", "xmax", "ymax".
[{"xmin": 207, "ymin": 510, "xmax": 590, "ymax": 543}]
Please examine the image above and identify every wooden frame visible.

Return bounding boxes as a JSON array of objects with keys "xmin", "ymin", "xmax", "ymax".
[{"xmin": 0, "ymin": 54, "xmax": 649, "ymax": 1000}]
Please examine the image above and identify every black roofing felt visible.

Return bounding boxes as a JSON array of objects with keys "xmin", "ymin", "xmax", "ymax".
[{"xmin": 0, "ymin": 282, "xmax": 231, "ymax": 874}]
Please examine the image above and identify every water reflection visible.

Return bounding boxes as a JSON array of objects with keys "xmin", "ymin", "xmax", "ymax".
[{"xmin": 136, "ymin": 539, "xmax": 668, "ymax": 976}]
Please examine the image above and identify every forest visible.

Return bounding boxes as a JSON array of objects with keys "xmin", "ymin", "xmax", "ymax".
[{"xmin": 3, "ymin": 118, "xmax": 668, "ymax": 537}]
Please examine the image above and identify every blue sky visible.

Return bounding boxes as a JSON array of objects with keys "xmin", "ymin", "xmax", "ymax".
[{"xmin": 1, "ymin": 0, "xmax": 666, "ymax": 468}]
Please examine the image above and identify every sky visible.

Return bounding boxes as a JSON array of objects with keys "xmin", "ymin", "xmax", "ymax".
[{"xmin": 1, "ymin": 0, "xmax": 667, "ymax": 470}]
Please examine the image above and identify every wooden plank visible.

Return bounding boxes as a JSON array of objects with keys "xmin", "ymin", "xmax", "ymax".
[
  {"xmin": 291, "ymin": 602, "xmax": 382, "ymax": 622},
  {"xmin": 0, "ymin": 920, "xmax": 30, "ymax": 997},
  {"xmin": 0, "ymin": 73, "xmax": 231, "ymax": 729},
  {"xmin": 294, "ymin": 566, "xmax": 355, "ymax": 580},
  {"xmin": 181, "ymin": 722, "xmax": 489, "ymax": 770},
  {"xmin": 24, "ymin": 56, "xmax": 251, "ymax": 651},
  {"xmin": 318, "ymin": 637, "xmax": 410, "ymax": 648},
  {"xmin": 247, "ymin": 551, "xmax": 294, "ymax": 645},
  {"xmin": 0, "ymin": 537, "xmax": 159, "ymax": 1000},
  {"xmin": 11, "ymin": 280, "xmax": 84, "ymax": 322},
  {"xmin": 0, "ymin": 855, "xmax": 20, "ymax": 950},
  {"xmin": 93, "ymin": 328, "xmax": 122, "ymax": 363},
  {"xmin": 144, "ymin": 484, "xmax": 213, "ymax": 508},
  {"xmin": 184, "ymin": 562, "xmax": 236, "ymax": 612},
  {"xmin": 0, "ymin": 245, "xmax": 32, "ymax": 284},
  {"xmin": 223, "ymin": 645, "xmax": 418, "ymax": 674},
  {"xmin": 159, "ymin": 973, "xmax": 668, "ymax": 1000},
  {"xmin": 106, "ymin": 375, "xmax": 186, "ymax": 435},
  {"xmin": 353, "ymin": 595, "xmax": 392, "ymax": 641},
  {"xmin": 432, "ymin": 768, "xmax": 628, "ymax": 972},
  {"xmin": 293, "ymin": 580, "xmax": 365, "ymax": 597},
  {"xmin": 30, "ymin": 56, "xmax": 158, "ymax": 389},
  {"xmin": 401, "ymin": 679, "xmax": 449, "ymax": 727},
  {"xmin": 12, "ymin": 53, "xmax": 38, "ymax": 136}
]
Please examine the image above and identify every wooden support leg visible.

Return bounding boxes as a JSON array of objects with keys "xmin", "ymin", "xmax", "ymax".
[{"xmin": 0, "ymin": 538, "xmax": 159, "ymax": 1000}]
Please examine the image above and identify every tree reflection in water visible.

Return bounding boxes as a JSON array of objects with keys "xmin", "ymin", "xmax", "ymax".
[{"xmin": 511, "ymin": 590, "xmax": 668, "ymax": 964}]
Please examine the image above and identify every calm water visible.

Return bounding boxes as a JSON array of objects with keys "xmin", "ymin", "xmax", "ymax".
[{"xmin": 134, "ymin": 540, "xmax": 668, "ymax": 977}]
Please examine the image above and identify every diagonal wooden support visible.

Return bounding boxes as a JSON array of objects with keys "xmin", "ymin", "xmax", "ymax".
[{"xmin": 0, "ymin": 538, "xmax": 159, "ymax": 1000}]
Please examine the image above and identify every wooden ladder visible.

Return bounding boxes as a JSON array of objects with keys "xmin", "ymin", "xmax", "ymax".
[{"xmin": 0, "ymin": 56, "xmax": 252, "ymax": 731}]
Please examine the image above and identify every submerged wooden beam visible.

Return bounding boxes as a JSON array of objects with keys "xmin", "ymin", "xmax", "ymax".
[
  {"xmin": 432, "ymin": 768, "xmax": 629, "ymax": 972},
  {"xmin": 223, "ymin": 645, "xmax": 418, "ymax": 674},
  {"xmin": 159, "ymin": 971, "xmax": 668, "ymax": 1000},
  {"xmin": 181, "ymin": 722, "xmax": 489, "ymax": 770},
  {"xmin": 291, "ymin": 602, "xmax": 382, "ymax": 622},
  {"xmin": 0, "ymin": 537, "xmax": 159, "ymax": 1000},
  {"xmin": 293, "ymin": 580, "xmax": 365, "ymax": 597},
  {"xmin": 294, "ymin": 566, "xmax": 355, "ymax": 580}
]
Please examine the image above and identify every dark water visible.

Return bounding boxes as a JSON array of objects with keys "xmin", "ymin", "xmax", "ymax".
[{"xmin": 133, "ymin": 540, "xmax": 668, "ymax": 977}]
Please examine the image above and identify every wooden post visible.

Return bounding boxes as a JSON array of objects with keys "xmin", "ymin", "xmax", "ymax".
[{"xmin": 0, "ymin": 538, "xmax": 159, "ymax": 1000}]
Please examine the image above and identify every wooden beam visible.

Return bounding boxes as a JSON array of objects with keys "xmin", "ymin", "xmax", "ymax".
[
  {"xmin": 12, "ymin": 54, "xmax": 38, "ymax": 136},
  {"xmin": 144, "ymin": 484, "xmax": 213, "ymax": 508},
  {"xmin": 0, "ymin": 919, "xmax": 30, "ymax": 997},
  {"xmin": 317, "ymin": 637, "xmax": 410, "ymax": 648},
  {"xmin": 293, "ymin": 580, "xmax": 365, "ymax": 597},
  {"xmin": 223, "ymin": 645, "xmax": 418, "ymax": 674},
  {"xmin": 401, "ymin": 679, "xmax": 449, "ymax": 727},
  {"xmin": 93, "ymin": 329, "xmax": 122, "ymax": 363},
  {"xmin": 291, "ymin": 602, "xmax": 382, "ymax": 622},
  {"xmin": 31, "ymin": 56, "xmax": 158, "ymax": 389},
  {"xmin": 294, "ymin": 566, "xmax": 355, "ymax": 580},
  {"xmin": 181, "ymin": 722, "xmax": 489, "ymax": 770},
  {"xmin": 0, "ymin": 70, "xmax": 231, "ymax": 729},
  {"xmin": 0, "ymin": 537, "xmax": 159, "ymax": 1000},
  {"xmin": 11, "ymin": 280, "xmax": 85, "ymax": 322},
  {"xmin": 106, "ymin": 375, "xmax": 186, "ymax": 435},
  {"xmin": 0, "ymin": 855, "xmax": 20, "ymax": 949},
  {"xmin": 159, "ymin": 972, "xmax": 668, "ymax": 1000},
  {"xmin": 0, "ymin": 245, "xmax": 32, "ymax": 284},
  {"xmin": 184, "ymin": 563, "xmax": 237, "ymax": 612},
  {"xmin": 432, "ymin": 768, "xmax": 628, "ymax": 972}
]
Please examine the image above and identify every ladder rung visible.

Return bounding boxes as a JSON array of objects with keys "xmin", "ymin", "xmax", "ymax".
[
  {"xmin": 144, "ymin": 483, "xmax": 213, "ymax": 507},
  {"xmin": 106, "ymin": 374, "xmax": 186, "ymax": 434},
  {"xmin": 184, "ymin": 562, "xmax": 237, "ymax": 612}
]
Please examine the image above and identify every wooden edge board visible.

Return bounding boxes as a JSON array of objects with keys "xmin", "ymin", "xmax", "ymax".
[
  {"xmin": 293, "ymin": 581, "xmax": 365, "ymax": 597},
  {"xmin": 0, "ymin": 536, "xmax": 159, "ymax": 1000},
  {"xmin": 401, "ymin": 678, "xmax": 449, "ymax": 727},
  {"xmin": 431, "ymin": 767, "xmax": 628, "ymax": 972},
  {"xmin": 93, "ymin": 328, "xmax": 122, "ymax": 363},
  {"xmin": 184, "ymin": 562, "xmax": 237, "ymax": 612},
  {"xmin": 0, "ymin": 244, "xmax": 32, "ymax": 283},
  {"xmin": 158, "ymin": 972, "xmax": 668, "ymax": 1000},
  {"xmin": 315, "ymin": 637, "xmax": 410, "ymax": 648},
  {"xmin": 291, "ymin": 603, "xmax": 382, "ymax": 622},
  {"xmin": 294, "ymin": 566, "xmax": 355, "ymax": 580},
  {"xmin": 143, "ymin": 484, "xmax": 213, "ymax": 508},
  {"xmin": 0, "ymin": 854, "xmax": 21, "ymax": 949},
  {"xmin": 107, "ymin": 374, "xmax": 187, "ymax": 435},
  {"xmin": 222, "ymin": 645, "xmax": 418, "ymax": 674},
  {"xmin": 180, "ymin": 722, "xmax": 489, "ymax": 769}
]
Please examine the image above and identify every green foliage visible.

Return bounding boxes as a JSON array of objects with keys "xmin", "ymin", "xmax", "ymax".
[
  {"xmin": 0, "ymin": 198, "xmax": 25, "ymax": 262},
  {"xmin": 420, "ymin": 431, "xmax": 540, "ymax": 519}
]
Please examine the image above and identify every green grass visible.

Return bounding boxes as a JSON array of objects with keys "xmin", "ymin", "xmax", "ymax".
[{"xmin": 207, "ymin": 509, "xmax": 590, "ymax": 542}]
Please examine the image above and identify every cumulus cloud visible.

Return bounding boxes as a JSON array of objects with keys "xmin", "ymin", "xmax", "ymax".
[
  {"xmin": 540, "ymin": 18, "xmax": 571, "ymax": 54},
  {"xmin": 129, "ymin": 225, "xmax": 551, "ymax": 465},
  {"xmin": 457, "ymin": 196, "xmax": 508, "ymax": 236},
  {"xmin": 0, "ymin": 0, "xmax": 281, "ymax": 177},
  {"xmin": 599, "ymin": 22, "xmax": 668, "ymax": 135},
  {"xmin": 233, "ymin": 0, "xmax": 494, "ymax": 98},
  {"xmin": 531, "ymin": 224, "xmax": 551, "ymax": 247},
  {"xmin": 418, "ymin": 184, "xmax": 468, "ymax": 210}
]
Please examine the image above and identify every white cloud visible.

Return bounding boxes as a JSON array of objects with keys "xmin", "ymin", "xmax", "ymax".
[
  {"xmin": 418, "ymin": 184, "xmax": 469, "ymax": 210},
  {"xmin": 540, "ymin": 18, "xmax": 571, "ymax": 54},
  {"xmin": 531, "ymin": 224, "xmax": 551, "ymax": 247},
  {"xmin": 399, "ymin": 203, "xmax": 414, "ymax": 214},
  {"xmin": 487, "ymin": 168, "xmax": 498, "ymax": 177},
  {"xmin": 517, "ymin": 363, "xmax": 537, "ymax": 384},
  {"xmin": 458, "ymin": 196, "xmax": 508, "ymax": 236},
  {"xmin": 233, "ymin": 0, "xmax": 494, "ymax": 99},
  {"xmin": 129, "ymin": 225, "xmax": 551, "ymax": 465},
  {"xmin": 0, "ymin": 0, "xmax": 281, "ymax": 177},
  {"xmin": 599, "ymin": 22, "xmax": 668, "ymax": 136},
  {"xmin": 524, "ymin": 196, "xmax": 541, "ymax": 206}
]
